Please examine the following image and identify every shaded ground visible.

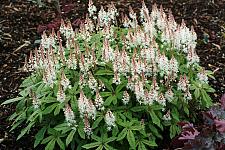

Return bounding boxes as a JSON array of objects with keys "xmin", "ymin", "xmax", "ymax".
[{"xmin": 0, "ymin": 0, "xmax": 224, "ymax": 149}]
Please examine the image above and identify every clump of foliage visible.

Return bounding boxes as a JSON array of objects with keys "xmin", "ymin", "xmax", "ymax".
[
  {"xmin": 2, "ymin": 0, "xmax": 215, "ymax": 149},
  {"xmin": 171, "ymin": 94, "xmax": 225, "ymax": 150}
]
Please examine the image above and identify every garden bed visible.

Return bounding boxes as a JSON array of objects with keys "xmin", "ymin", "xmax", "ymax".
[{"xmin": 0, "ymin": 0, "xmax": 224, "ymax": 149}]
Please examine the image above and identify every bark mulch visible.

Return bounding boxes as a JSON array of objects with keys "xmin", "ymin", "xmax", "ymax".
[{"xmin": 0, "ymin": 0, "xmax": 224, "ymax": 149}]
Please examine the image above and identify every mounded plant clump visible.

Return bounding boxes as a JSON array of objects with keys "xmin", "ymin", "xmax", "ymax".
[{"xmin": 2, "ymin": 1, "xmax": 215, "ymax": 149}]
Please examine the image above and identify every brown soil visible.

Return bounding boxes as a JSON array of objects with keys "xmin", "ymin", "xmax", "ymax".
[{"xmin": 0, "ymin": 0, "xmax": 224, "ymax": 149}]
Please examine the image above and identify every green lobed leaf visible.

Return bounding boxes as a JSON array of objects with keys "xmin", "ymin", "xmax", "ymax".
[
  {"xmin": 142, "ymin": 139, "xmax": 157, "ymax": 147},
  {"xmin": 149, "ymin": 110, "xmax": 161, "ymax": 127},
  {"xmin": 1, "ymin": 97, "xmax": 24, "ymax": 105},
  {"xmin": 171, "ymin": 108, "xmax": 179, "ymax": 121},
  {"xmin": 104, "ymin": 144, "xmax": 117, "ymax": 150},
  {"xmin": 41, "ymin": 135, "xmax": 54, "ymax": 144},
  {"xmin": 149, "ymin": 124, "xmax": 162, "ymax": 139},
  {"xmin": 183, "ymin": 103, "xmax": 190, "ymax": 116},
  {"xmin": 57, "ymin": 137, "xmax": 65, "ymax": 150},
  {"xmin": 138, "ymin": 142, "xmax": 147, "ymax": 150},
  {"xmin": 112, "ymin": 125, "xmax": 119, "ymax": 137},
  {"xmin": 17, "ymin": 122, "xmax": 35, "ymax": 140},
  {"xmin": 28, "ymin": 109, "xmax": 40, "ymax": 122},
  {"xmin": 34, "ymin": 126, "xmax": 47, "ymax": 148},
  {"xmin": 194, "ymin": 88, "xmax": 200, "ymax": 99},
  {"xmin": 127, "ymin": 130, "xmax": 136, "ymax": 149},
  {"xmin": 42, "ymin": 103, "xmax": 58, "ymax": 115},
  {"xmin": 130, "ymin": 125, "xmax": 143, "ymax": 131},
  {"xmin": 16, "ymin": 99, "xmax": 26, "ymax": 112},
  {"xmin": 96, "ymin": 145, "xmax": 104, "ymax": 150},
  {"xmin": 91, "ymin": 134, "xmax": 101, "ymax": 142},
  {"xmin": 117, "ymin": 128, "xmax": 127, "ymax": 141},
  {"xmin": 105, "ymin": 137, "xmax": 116, "ymax": 144},
  {"xmin": 201, "ymin": 89, "xmax": 213, "ymax": 108},
  {"xmin": 78, "ymin": 125, "xmax": 85, "ymax": 139},
  {"xmin": 130, "ymin": 106, "xmax": 147, "ymax": 112},
  {"xmin": 115, "ymin": 82, "xmax": 127, "ymax": 94},
  {"xmin": 100, "ymin": 92, "xmax": 112, "ymax": 97},
  {"xmin": 170, "ymin": 124, "xmax": 178, "ymax": 139},
  {"xmin": 66, "ymin": 130, "xmax": 76, "ymax": 146},
  {"xmin": 36, "ymin": 83, "xmax": 45, "ymax": 94},
  {"xmin": 151, "ymin": 104, "xmax": 163, "ymax": 110},
  {"xmin": 98, "ymin": 77, "xmax": 113, "ymax": 92},
  {"xmin": 20, "ymin": 75, "xmax": 37, "ymax": 87},
  {"xmin": 54, "ymin": 104, "xmax": 63, "ymax": 116},
  {"xmin": 54, "ymin": 123, "xmax": 68, "ymax": 131},
  {"xmin": 92, "ymin": 116, "xmax": 103, "ymax": 129},
  {"xmin": 104, "ymin": 96, "xmax": 116, "ymax": 106},
  {"xmin": 10, "ymin": 119, "xmax": 25, "ymax": 132},
  {"xmin": 48, "ymin": 128, "xmax": 58, "ymax": 136},
  {"xmin": 112, "ymin": 96, "xmax": 118, "ymax": 105},
  {"xmin": 95, "ymin": 70, "xmax": 114, "ymax": 76},
  {"xmin": 45, "ymin": 139, "xmax": 56, "ymax": 150},
  {"xmin": 82, "ymin": 142, "xmax": 101, "ymax": 149},
  {"xmin": 9, "ymin": 112, "xmax": 18, "ymax": 121}
]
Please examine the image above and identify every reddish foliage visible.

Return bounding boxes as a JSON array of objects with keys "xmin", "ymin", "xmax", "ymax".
[
  {"xmin": 220, "ymin": 94, "xmax": 225, "ymax": 110},
  {"xmin": 178, "ymin": 122, "xmax": 200, "ymax": 140},
  {"xmin": 37, "ymin": 18, "xmax": 61, "ymax": 33},
  {"xmin": 170, "ymin": 94, "xmax": 225, "ymax": 149},
  {"xmin": 214, "ymin": 119, "xmax": 225, "ymax": 133},
  {"xmin": 61, "ymin": 3, "xmax": 75, "ymax": 14},
  {"xmin": 72, "ymin": 18, "xmax": 84, "ymax": 28},
  {"xmin": 37, "ymin": 25, "xmax": 48, "ymax": 33}
]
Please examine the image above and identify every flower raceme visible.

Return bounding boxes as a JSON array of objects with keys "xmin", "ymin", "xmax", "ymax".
[{"xmin": 22, "ymin": 0, "xmax": 209, "ymax": 139}]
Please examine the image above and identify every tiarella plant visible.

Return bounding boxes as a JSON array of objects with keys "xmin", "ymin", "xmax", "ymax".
[{"xmin": 2, "ymin": 1, "xmax": 215, "ymax": 149}]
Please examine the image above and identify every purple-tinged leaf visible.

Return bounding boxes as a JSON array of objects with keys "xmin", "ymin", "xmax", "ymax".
[
  {"xmin": 72, "ymin": 19, "xmax": 84, "ymax": 28},
  {"xmin": 202, "ymin": 111, "xmax": 214, "ymax": 125},
  {"xmin": 37, "ymin": 25, "xmax": 47, "ymax": 33},
  {"xmin": 61, "ymin": 4, "xmax": 75, "ymax": 14},
  {"xmin": 220, "ymin": 94, "xmax": 225, "ymax": 109},
  {"xmin": 178, "ymin": 130, "xmax": 200, "ymax": 140},
  {"xmin": 177, "ymin": 122, "xmax": 200, "ymax": 140},
  {"xmin": 214, "ymin": 119, "xmax": 225, "ymax": 133}
]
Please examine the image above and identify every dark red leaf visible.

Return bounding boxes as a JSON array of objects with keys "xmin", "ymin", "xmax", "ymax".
[
  {"xmin": 72, "ymin": 19, "xmax": 84, "ymax": 28},
  {"xmin": 37, "ymin": 25, "xmax": 47, "ymax": 33},
  {"xmin": 62, "ymin": 4, "xmax": 74, "ymax": 14},
  {"xmin": 177, "ymin": 121, "xmax": 189, "ymax": 127}
]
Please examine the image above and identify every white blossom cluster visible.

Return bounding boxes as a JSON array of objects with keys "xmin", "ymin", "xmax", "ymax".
[
  {"xmin": 95, "ymin": 91, "xmax": 104, "ymax": 110},
  {"xmin": 63, "ymin": 105, "xmax": 77, "ymax": 126},
  {"xmin": 40, "ymin": 31, "xmax": 56, "ymax": 49},
  {"xmin": 98, "ymin": 3, "xmax": 118, "ymax": 27},
  {"xmin": 197, "ymin": 70, "xmax": 208, "ymax": 83},
  {"xmin": 105, "ymin": 110, "xmax": 116, "ymax": 131},
  {"xmin": 140, "ymin": 2, "xmax": 197, "ymax": 56},
  {"xmin": 122, "ymin": 91, "xmax": 130, "ymax": 105},
  {"xmin": 84, "ymin": 115, "xmax": 92, "ymax": 137},
  {"xmin": 165, "ymin": 88, "xmax": 174, "ymax": 102},
  {"xmin": 57, "ymin": 84, "xmax": 65, "ymax": 103},
  {"xmin": 88, "ymin": 0, "xmax": 97, "ymax": 18},
  {"xmin": 25, "ymin": 0, "xmax": 205, "ymax": 134},
  {"xmin": 60, "ymin": 20, "xmax": 75, "ymax": 39},
  {"xmin": 177, "ymin": 75, "xmax": 189, "ymax": 92},
  {"xmin": 78, "ymin": 90, "xmax": 96, "ymax": 120},
  {"xmin": 31, "ymin": 92, "xmax": 41, "ymax": 109},
  {"xmin": 162, "ymin": 110, "xmax": 171, "ymax": 121}
]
